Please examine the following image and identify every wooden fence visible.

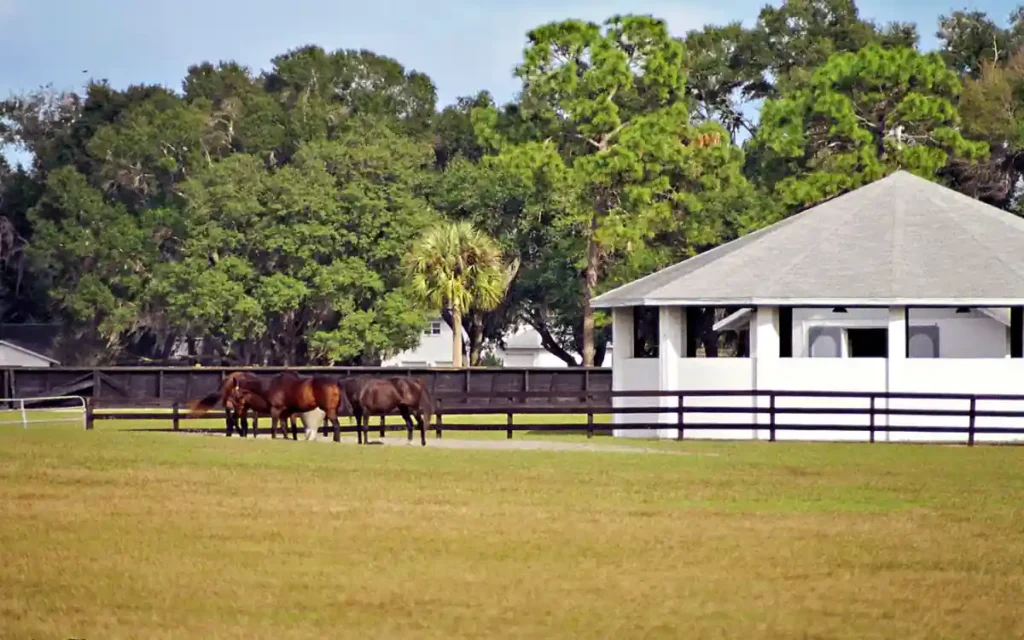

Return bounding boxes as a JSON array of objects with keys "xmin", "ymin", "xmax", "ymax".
[
  {"xmin": 84, "ymin": 388, "xmax": 1024, "ymax": 446},
  {"xmin": 0, "ymin": 366, "xmax": 613, "ymax": 409}
]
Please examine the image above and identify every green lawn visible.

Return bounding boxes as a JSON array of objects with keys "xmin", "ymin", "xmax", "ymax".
[{"xmin": 1, "ymin": 422, "xmax": 1023, "ymax": 638}]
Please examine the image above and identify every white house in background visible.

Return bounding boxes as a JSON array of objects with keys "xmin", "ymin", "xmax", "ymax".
[
  {"xmin": 0, "ymin": 340, "xmax": 58, "ymax": 367},
  {"xmin": 591, "ymin": 170, "xmax": 1024, "ymax": 444},
  {"xmin": 500, "ymin": 325, "xmax": 613, "ymax": 367},
  {"xmin": 382, "ymin": 317, "xmax": 462, "ymax": 367},
  {"xmin": 382, "ymin": 316, "xmax": 613, "ymax": 367}
]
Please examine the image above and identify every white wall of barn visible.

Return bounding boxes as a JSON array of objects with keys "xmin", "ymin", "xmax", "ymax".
[{"xmin": 610, "ymin": 306, "xmax": 1024, "ymax": 444}]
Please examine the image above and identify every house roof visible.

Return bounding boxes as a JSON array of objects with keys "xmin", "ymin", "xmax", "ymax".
[
  {"xmin": 0, "ymin": 340, "xmax": 59, "ymax": 364},
  {"xmin": 0, "ymin": 324, "xmax": 62, "ymax": 361},
  {"xmin": 592, "ymin": 171, "xmax": 1024, "ymax": 308},
  {"xmin": 504, "ymin": 328, "xmax": 546, "ymax": 350}
]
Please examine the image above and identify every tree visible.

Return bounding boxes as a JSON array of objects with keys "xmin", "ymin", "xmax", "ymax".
[
  {"xmin": 475, "ymin": 15, "xmax": 765, "ymax": 367},
  {"xmin": 937, "ymin": 7, "xmax": 1024, "ymax": 78},
  {"xmin": 406, "ymin": 221, "xmax": 512, "ymax": 368},
  {"xmin": 681, "ymin": 0, "xmax": 917, "ymax": 140},
  {"xmin": 752, "ymin": 44, "xmax": 989, "ymax": 209}
]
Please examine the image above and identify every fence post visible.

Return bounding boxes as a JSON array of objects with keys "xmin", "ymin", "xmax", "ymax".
[
  {"xmin": 435, "ymin": 399, "xmax": 443, "ymax": 439},
  {"xmin": 172, "ymin": 402, "xmax": 180, "ymax": 431},
  {"xmin": 85, "ymin": 398, "xmax": 94, "ymax": 431},
  {"xmin": 769, "ymin": 392, "xmax": 776, "ymax": 442},
  {"xmin": 586, "ymin": 391, "xmax": 594, "ymax": 439},
  {"xmin": 506, "ymin": 395, "xmax": 513, "ymax": 439},
  {"xmin": 968, "ymin": 396, "xmax": 977, "ymax": 447},
  {"xmin": 676, "ymin": 392, "xmax": 685, "ymax": 441},
  {"xmin": 869, "ymin": 395, "xmax": 876, "ymax": 444}
]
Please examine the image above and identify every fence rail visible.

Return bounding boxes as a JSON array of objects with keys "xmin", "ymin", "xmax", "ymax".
[{"xmin": 82, "ymin": 388, "xmax": 1024, "ymax": 446}]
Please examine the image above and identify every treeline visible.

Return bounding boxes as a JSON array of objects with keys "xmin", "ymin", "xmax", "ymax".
[{"xmin": 0, "ymin": 0, "xmax": 1021, "ymax": 365}]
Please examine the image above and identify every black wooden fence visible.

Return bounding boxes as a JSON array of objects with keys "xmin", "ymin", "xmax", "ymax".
[
  {"xmin": 84, "ymin": 388, "xmax": 1024, "ymax": 447},
  {"xmin": 0, "ymin": 366, "xmax": 613, "ymax": 409}
]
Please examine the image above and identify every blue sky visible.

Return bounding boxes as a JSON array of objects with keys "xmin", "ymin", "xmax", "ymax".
[{"xmin": 0, "ymin": 0, "xmax": 1017, "ymax": 112}]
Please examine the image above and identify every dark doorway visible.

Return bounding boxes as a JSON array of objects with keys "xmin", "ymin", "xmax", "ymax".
[{"xmin": 847, "ymin": 328, "xmax": 888, "ymax": 358}]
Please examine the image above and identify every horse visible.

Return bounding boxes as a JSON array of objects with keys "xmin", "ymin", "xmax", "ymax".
[
  {"xmin": 187, "ymin": 371, "xmax": 295, "ymax": 437},
  {"xmin": 355, "ymin": 376, "xmax": 434, "ymax": 446},
  {"xmin": 338, "ymin": 375, "xmax": 373, "ymax": 433},
  {"xmin": 224, "ymin": 382, "xmax": 302, "ymax": 439},
  {"xmin": 263, "ymin": 371, "xmax": 347, "ymax": 442}
]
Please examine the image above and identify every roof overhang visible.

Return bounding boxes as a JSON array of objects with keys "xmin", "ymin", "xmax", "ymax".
[{"xmin": 593, "ymin": 298, "xmax": 1024, "ymax": 309}]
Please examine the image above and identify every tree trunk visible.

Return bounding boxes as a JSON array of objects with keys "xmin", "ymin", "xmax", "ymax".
[
  {"xmin": 469, "ymin": 313, "xmax": 485, "ymax": 366},
  {"xmin": 581, "ymin": 220, "xmax": 600, "ymax": 367},
  {"xmin": 451, "ymin": 306, "xmax": 463, "ymax": 368}
]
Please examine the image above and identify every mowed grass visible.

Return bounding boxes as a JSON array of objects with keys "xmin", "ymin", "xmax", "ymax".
[{"xmin": 1, "ymin": 424, "xmax": 1023, "ymax": 639}]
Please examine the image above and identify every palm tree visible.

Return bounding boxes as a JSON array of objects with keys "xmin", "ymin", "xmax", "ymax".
[{"xmin": 406, "ymin": 221, "xmax": 514, "ymax": 368}]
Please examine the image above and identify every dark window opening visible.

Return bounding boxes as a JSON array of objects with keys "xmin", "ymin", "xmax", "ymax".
[
  {"xmin": 632, "ymin": 306, "xmax": 659, "ymax": 358},
  {"xmin": 847, "ymin": 328, "xmax": 887, "ymax": 358}
]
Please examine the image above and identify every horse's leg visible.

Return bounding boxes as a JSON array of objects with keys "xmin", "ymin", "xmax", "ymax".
[
  {"xmin": 239, "ymin": 408, "xmax": 249, "ymax": 438},
  {"xmin": 398, "ymin": 405, "xmax": 414, "ymax": 443},
  {"xmin": 290, "ymin": 414, "xmax": 299, "ymax": 441},
  {"xmin": 270, "ymin": 408, "xmax": 280, "ymax": 439},
  {"xmin": 415, "ymin": 410, "xmax": 426, "ymax": 447},
  {"xmin": 329, "ymin": 407, "xmax": 341, "ymax": 443},
  {"xmin": 353, "ymin": 407, "xmax": 363, "ymax": 444},
  {"xmin": 224, "ymin": 406, "xmax": 234, "ymax": 437},
  {"xmin": 251, "ymin": 411, "xmax": 258, "ymax": 438}
]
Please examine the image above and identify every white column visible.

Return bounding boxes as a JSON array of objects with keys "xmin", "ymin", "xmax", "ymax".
[
  {"xmin": 657, "ymin": 306, "xmax": 683, "ymax": 438},
  {"xmin": 883, "ymin": 306, "xmax": 907, "ymax": 437},
  {"xmin": 752, "ymin": 306, "xmax": 780, "ymax": 438},
  {"xmin": 611, "ymin": 307, "xmax": 633, "ymax": 437}
]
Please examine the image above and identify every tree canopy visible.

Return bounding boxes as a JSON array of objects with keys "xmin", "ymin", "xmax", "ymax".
[{"xmin": 0, "ymin": 1, "xmax": 1021, "ymax": 366}]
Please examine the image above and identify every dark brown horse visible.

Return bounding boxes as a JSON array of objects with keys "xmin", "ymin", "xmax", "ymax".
[
  {"xmin": 264, "ymin": 371, "xmax": 346, "ymax": 442},
  {"xmin": 355, "ymin": 376, "xmax": 433, "ymax": 446},
  {"xmin": 338, "ymin": 375, "xmax": 372, "ymax": 430}
]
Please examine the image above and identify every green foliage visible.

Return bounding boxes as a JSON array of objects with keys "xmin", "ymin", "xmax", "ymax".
[
  {"xmin": 405, "ymin": 220, "xmax": 511, "ymax": 367},
  {"xmin": 2, "ymin": 4, "xmax": 1022, "ymax": 365},
  {"xmin": 473, "ymin": 14, "xmax": 764, "ymax": 365},
  {"xmin": 753, "ymin": 45, "xmax": 988, "ymax": 209}
]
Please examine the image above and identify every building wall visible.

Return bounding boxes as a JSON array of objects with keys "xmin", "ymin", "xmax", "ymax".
[
  {"xmin": 0, "ymin": 344, "xmax": 54, "ymax": 367},
  {"xmin": 611, "ymin": 305, "xmax": 1024, "ymax": 443},
  {"xmin": 382, "ymin": 319, "xmax": 456, "ymax": 367}
]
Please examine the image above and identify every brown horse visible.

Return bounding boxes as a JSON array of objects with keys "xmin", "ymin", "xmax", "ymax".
[
  {"xmin": 264, "ymin": 371, "xmax": 346, "ymax": 442},
  {"xmin": 355, "ymin": 376, "xmax": 433, "ymax": 446},
  {"xmin": 338, "ymin": 375, "xmax": 373, "ymax": 430},
  {"xmin": 188, "ymin": 371, "xmax": 297, "ymax": 437},
  {"xmin": 224, "ymin": 383, "xmax": 300, "ymax": 439}
]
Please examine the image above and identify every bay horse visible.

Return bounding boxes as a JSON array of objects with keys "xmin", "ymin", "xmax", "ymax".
[
  {"xmin": 187, "ymin": 370, "xmax": 300, "ymax": 438},
  {"xmin": 186, "ymin": 371, "xmax": 274, "ymax": 437},
  {"xmin": 355, "ymin": 376, "xmax": 434, "ymax": 446},
  {"xmin": 263, "ymin": 371, "xmax": 346, "ymax": 442},
  {"xmin": 224, "ymin": 383, "xmax": 303, "ymax": 439}
]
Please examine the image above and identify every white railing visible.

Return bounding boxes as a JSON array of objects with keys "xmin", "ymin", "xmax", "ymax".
[{"xmin": 0, "ymin": 395, "xmax": 88, "ymax": 429}]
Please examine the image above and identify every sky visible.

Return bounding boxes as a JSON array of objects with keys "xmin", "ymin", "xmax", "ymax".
[{"xmin": 0, "ymin": 0, "xmax": 1018, "ymax": 127}]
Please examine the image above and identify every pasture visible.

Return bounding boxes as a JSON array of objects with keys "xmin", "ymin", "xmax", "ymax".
[{"xmin": 1, "ymin": 420, "xmax": 1023, "ymax": 639}]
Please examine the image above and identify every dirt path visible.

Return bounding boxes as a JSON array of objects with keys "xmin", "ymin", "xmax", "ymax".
[{"xmin": 222, "ymin": 432, "xmax": 705, "ymax": 455}]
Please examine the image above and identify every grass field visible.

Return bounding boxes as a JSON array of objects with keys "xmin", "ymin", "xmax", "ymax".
[{"xmin": 2, "ymin": 421, "xmax": 1023, "ymax": 639}]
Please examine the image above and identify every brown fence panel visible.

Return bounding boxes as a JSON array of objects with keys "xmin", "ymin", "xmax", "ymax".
[{"xmin": 1, "ymin": 366, "xmax": 613, "ymax": 409}]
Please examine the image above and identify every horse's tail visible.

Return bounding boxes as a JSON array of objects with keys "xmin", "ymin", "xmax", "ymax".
[
  {"xmin": 416, "ymin": 380, "xmax": 436, "ymax": 429},
  {"xmin": 187, "ymin": 391, "xmax": 222, "ymax": 416}
]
